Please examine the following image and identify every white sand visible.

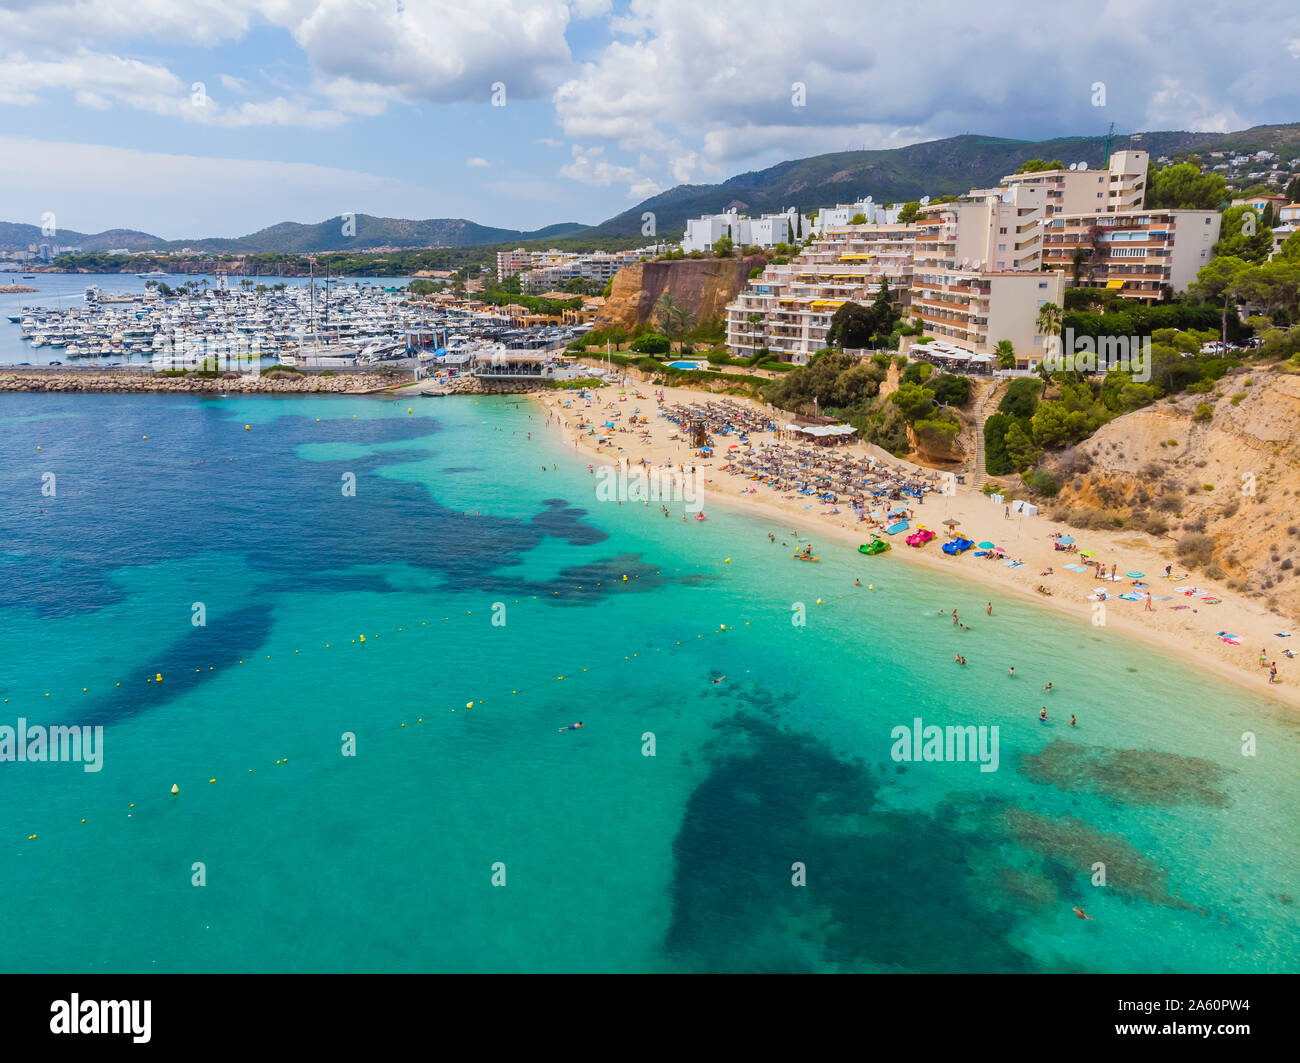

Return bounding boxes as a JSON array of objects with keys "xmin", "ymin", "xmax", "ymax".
[{"xmin": 538, "ymin": 380, "xmax": 1300, "ymax": 711}]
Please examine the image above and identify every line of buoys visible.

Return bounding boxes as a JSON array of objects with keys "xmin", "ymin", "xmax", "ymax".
[{"xmin": 14, "ymin": 587, "xmax": 866, "ymax": 847}]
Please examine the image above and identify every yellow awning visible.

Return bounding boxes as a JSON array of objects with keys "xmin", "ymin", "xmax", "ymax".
[
  {"xmin": 839, "ymin": 253, "xmax": 875, "ymax": 260},
  {"xmin": 811, "ymin": 299, "xmax": 846, "ymax": 308},
  {"xmin": 1105, "ymin": 279, "xmax": 1124, "ymax": 289}
]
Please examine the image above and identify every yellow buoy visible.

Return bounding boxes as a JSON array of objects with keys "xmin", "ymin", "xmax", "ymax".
[
  {"xmin": 208, "ymin": 778, "xmax": 215, "ymax": 783},
  {"xmin": 359, "ymin": 634, "xmax": 365, "ymax": 642},
  {"xmin": 170, "ymin": 784, "xmax": 179, "ymax": 795},
  {"xmin": 244, "ymin": 425, "xmax": 250, "ymax": 431},
  {"xmin": 724, "ymin": 558, "xmax": 731, "ymax": 563},
  {"xmin": 466, "ymin": 701, "xmax": 474, "ymax": 709},
  {"xmin": 155, "ymin": 673, "xmax": 162, "ymax": 683}
]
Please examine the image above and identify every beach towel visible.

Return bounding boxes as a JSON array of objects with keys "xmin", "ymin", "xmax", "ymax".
[
  {"xmin": 1182, "ymin": 588, "xmax": 1200, "ymax": 596},
  {"xmin": 1201, "ymin": 597, "xmax": 1222, "ymax": 604},
  {"xmin": 1276, "ymin": 632, "xmax": 1292, "ymax": 638},
  {"xmin": 1216, "ymin": 631, "xmax": 1239, "ymax": 639},
  {"xmin": 1064, "ymin": 564, "xmax": 1088, "ymax": 572},
  {"xmin": 1219, "ymin": 636, "xmax": 1241, "ymax": 645},
  {"xmin": 1005, "ymin": 561, "xmax": 1024, "ymax": 568},
  {"xmin": 1118, "ymin": 592, "xmax": 1144, "ymax": 601},
  {"xmin": 1170, "ymin": 605, "xmax": 1191, "ymax": 611}
]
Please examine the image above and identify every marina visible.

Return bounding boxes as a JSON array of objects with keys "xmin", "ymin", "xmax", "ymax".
[{"xmin": 1, "ymin": 272, "xmax": 595, "ymax": 375}]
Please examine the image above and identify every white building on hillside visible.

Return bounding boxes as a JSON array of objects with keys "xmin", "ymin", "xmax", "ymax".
[
  {"xmin": 813, "ymin": 198, "xmax": 902, "ymax": 230},
  {"xmin": 681, "ymin": 207, "xmax": 813, "ymax": 253}
]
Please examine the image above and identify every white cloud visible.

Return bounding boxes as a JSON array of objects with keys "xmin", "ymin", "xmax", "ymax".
[
  {"xmin": 0, "ymin": 0, "xmax": 271, "ymax": 46},
  {"xmin": 558, "ymin": 144, "xmax": 660, "ymax": 199},
  {"xmin": 287, "ymin": 0, "xmax": 574, "ymax": 104},
  {"xmin": 0, "ymin": 48, "xmax": 346, "ymax": 127},
  {"xmin": 466, "ymin": 156, "xmax": 490, "ymax": 167},
  {"xmin": 554, "ymin": 0, "xmax": 1300, "ymax": 194}
]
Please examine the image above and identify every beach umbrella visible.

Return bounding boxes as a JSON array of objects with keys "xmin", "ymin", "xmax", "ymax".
[
  {"xmin": 1080, "ymin": 550, "xmax": 1096, "ymax": 557},
  {"xmin": 978, "ymin": 541, "xmax": 995, "ymax": 550},
  {"xmin": 1125, "ymin": 571, "xmax": 1145, "ymax": 578},
  {"xmin": 942, "ymin": 518, "xmax": 960, "ymax": 528}
]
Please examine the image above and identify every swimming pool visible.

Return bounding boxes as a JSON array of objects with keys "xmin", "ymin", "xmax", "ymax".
[{"xmin": 667, "ymin": 361, "xmax": 704, "ymax": 370}]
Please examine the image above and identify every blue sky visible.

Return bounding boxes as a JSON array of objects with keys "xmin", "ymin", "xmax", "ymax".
[{"xmin": 1, "ymin": 0, "xmax": 1299, "ymax": 240}]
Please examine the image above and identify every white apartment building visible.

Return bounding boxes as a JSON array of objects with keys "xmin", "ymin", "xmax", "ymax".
[
  {"xmin": 910, "ymin": 185, "xmax": 1063, "ymax": 363},
  {"xmin": 813, "ymin": 198, "xmax": 902, "ymax": 230},
  {"xmin": 681, "ymin": 207, "xmax": 813, "ymax": 253},
  {"xmin": 1000, "ymin": 150, "xmax": 1148, "ymax": 218},
  {"xmin": 496, "ymin": 247, "xmax": 574, "ymax": 280},
  {"xmin": 520, "ymin": 249, "xmax": 649, "ymax": 293},
  {"xmin": 724, "ymin": 223, "xmax": 917, "ymax": 362}
]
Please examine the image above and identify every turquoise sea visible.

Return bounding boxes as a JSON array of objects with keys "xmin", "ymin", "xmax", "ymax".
[{"xmin": 1, "ymin": 391, "xmax": 1298, "ymax": 973}]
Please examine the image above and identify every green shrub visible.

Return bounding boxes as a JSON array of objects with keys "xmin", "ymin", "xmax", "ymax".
[
  {"xmin": 630, "ymin": 333, "xmax": 670, "ymax": 354},
  {"xmin": 1024, "ymin": 469, "xmax": 1060, "ymax": 497}
]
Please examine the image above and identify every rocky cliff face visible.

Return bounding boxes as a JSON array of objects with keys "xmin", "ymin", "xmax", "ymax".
[
  {"xmin": 595, "ymin": 256, "xmax": 763, "ymax": 331},
  {"xmin": 1043, "ymin": 367, "xmax": 1300, "ymax": 614}
]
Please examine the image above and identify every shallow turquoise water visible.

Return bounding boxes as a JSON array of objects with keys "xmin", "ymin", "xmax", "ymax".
[{"xmin": 1, "ymin": 392, "xmax": 1297, "ymax": 972}]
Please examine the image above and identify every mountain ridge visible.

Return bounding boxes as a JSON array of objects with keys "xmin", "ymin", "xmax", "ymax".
[{"xmin": 5, "ymin": 122, "xmax": 1297, "ymax": 256}]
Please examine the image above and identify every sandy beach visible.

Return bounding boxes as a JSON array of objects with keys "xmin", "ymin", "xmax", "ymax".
[{"xmin": 536, "ymin": 380, "xmax": 1300, "ymax": 711}]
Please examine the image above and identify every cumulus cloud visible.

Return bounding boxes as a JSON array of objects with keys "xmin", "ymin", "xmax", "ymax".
[
  {"xmin": 0, "ymin": 49, "xmax": 346, "ymax": 127},
  {"xmin": 466, "ymin": 156, "xmax": 490, "ymax": 167},
  {"xmin": 287, "ymin": 0, "xmax": 573, "ymax": 104},
  {"xmin": 557, "ymin": 143, "xmax": 659, "ymax": 198},
  {"xmin": 554, "ymin": 0, "xmax": 1300, "ymax": 191}
]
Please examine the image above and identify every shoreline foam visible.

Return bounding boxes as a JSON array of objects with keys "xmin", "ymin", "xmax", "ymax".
[{"xmin": 536, "ymin": 381, "xmax": 1300, "ymax": 712}]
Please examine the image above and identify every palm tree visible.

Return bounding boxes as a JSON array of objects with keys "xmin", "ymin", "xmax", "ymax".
[
  {"xmin": 654, "ymin": 293, "xmax": 695, "ymax": 340},
  {"xmin": 1035, "ymin": 302, "xmax": 1064, "ymax": 396},
  {"xmin": 993, "ymin": 339, "xmax": 1016, "ymax": 369}
]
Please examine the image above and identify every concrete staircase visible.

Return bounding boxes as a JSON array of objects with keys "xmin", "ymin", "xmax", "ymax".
[{"xmin": 970, "ymin": 380, "xmax": 1004, "ymax": 488}]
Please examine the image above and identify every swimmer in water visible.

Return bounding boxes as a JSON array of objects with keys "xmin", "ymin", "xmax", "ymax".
[
  {"xmin": 855, "ymin": 578, "xmax": 862, "ymax": 587},
  {"xmin": 1069, "ymin": 715, "xmax": 1076, "ymax": 726},
  {"xmin": 1009, "ymin": 666, "xmax": 1015, "ymax": 677},
  {"xmin": 1039, "ymin": 707, "xmax": 1048, "ymax": 723},
  {"xmin": 1072, "ymin": 906, "xmax": 1093, "ymax": 920},
  {"xmin": 711, "ymin": 675, "xmax": 726, "ymax": 684},
  {"xmin": 558, "ymin": 722, "xmax": 584, "ymax": 732},
  {"xmin": 1044, "ymin": 682, "xmax": 1053, "ymax": 692}
]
